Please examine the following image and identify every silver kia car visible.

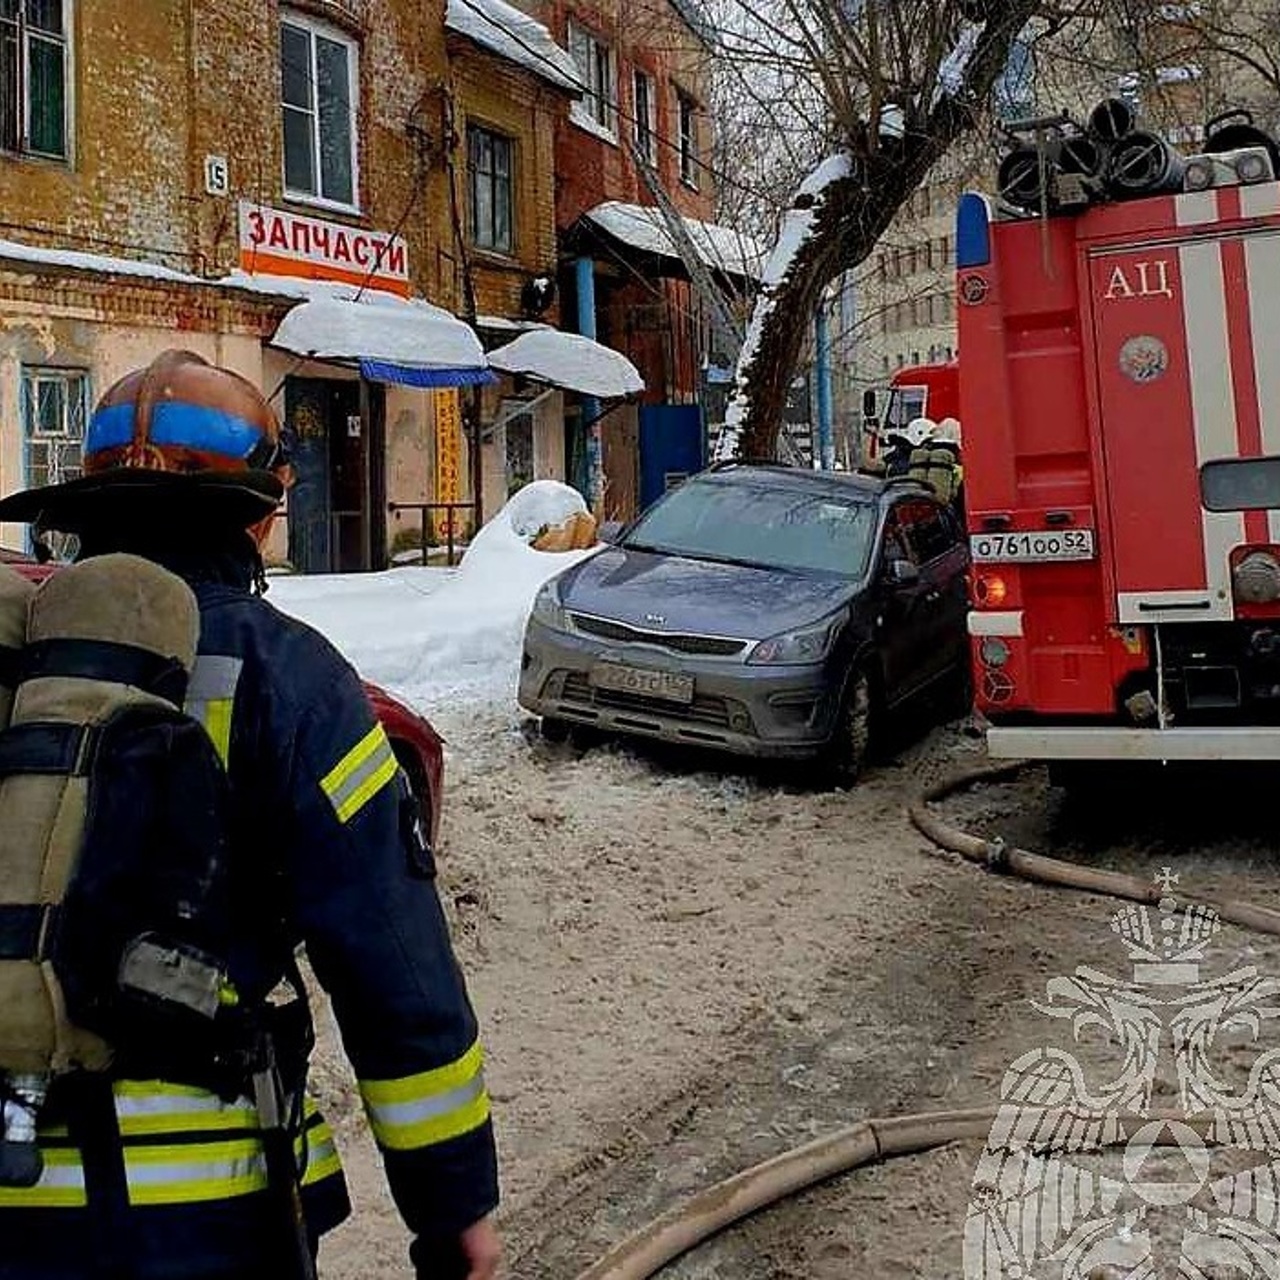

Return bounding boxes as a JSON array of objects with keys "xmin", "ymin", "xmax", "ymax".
[{"xmin": 517, "ymin": 463, "xmax": 969, "ymax": 781}]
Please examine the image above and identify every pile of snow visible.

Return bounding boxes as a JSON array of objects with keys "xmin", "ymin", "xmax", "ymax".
[{"xmin": 269, "ymin": 481, "xmax": 599, "ymax": 713}]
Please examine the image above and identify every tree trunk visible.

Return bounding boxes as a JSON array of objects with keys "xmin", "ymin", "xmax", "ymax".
[{"xmin": 725, "ymin": 2, "xmax": 1043, "ymax": 461}]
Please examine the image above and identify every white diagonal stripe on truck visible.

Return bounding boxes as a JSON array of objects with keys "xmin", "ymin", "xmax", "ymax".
[
  {"xmin": 1180, "ymin": 236, "xmax": 1244, "ymax": 619},
  {"xmin": 1244, "ymin": 230, "xmax": 1280, "ymax": 542}
]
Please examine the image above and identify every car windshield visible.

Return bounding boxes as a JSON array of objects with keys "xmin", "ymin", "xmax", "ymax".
[{"xmin": 624, "ymin": 478, "xmax": 878, "ymax": 576}]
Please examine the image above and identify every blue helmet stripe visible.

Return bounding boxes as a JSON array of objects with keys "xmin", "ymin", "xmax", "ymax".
[{"xmin": 87, "ymin": 401, "xmax": 264, "ymax": 460}]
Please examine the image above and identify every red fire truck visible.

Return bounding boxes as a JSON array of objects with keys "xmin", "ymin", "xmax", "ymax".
[
  {"xmin": 959, "ymin": 166, "xmax": 1280, "ymax": 764},
  {"xmin": 861, "ymin": 359, "xmax": 959, "ymax": 463}
]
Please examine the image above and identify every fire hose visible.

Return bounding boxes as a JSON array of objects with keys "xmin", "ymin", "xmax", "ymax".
[{"xmin": 571, "ymin": 761, "xmax": 1280, "ymax": 1280}]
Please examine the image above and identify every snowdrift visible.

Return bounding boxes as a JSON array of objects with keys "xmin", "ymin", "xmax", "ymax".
[{"xmin": 270, "ymin": 481, "xmax": 600, "ymax": 707}]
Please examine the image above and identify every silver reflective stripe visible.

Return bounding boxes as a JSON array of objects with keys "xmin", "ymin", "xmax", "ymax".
[
  {"xmin": 186, "ymin": 656, "xmax": 244, "ymax": 703},
  {"xmin": 368, "ymin": 1074, "xmax": 487, "ymax": 1131}
]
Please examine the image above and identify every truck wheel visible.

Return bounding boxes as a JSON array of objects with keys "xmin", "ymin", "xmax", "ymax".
[{"xmin": 822, "ymin": 667, "xmax": 875, "ymax": 789}]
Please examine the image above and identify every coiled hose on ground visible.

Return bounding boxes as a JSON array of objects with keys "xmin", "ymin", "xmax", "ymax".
[{"xmin": 571, "ymin": 761, "xmax": 1280, "ymax": 1280}]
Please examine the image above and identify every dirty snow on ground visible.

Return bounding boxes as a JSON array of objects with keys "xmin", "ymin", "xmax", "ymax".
[
  {"xmin": 445, "ymin": 0, "xmax": 583, "ymax": 91},
  {"xmin": 268, "ymin": 480, "xmax": 596, "ymax": 709},
  {"xmin": 713, "ymin": 153, "xmax": 852, "ymax": 462},
  {"xmin": 487, "ymin": 329, "xmax": 645, "ymax": 398}
]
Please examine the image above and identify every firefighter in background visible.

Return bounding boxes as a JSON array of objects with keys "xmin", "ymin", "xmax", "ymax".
[
  {"xmin": 906, "ymin": 417, "xmax": 964, "ymax": 517},
  {"xmin": 0, "ymin": 351, "xmax": 501, "ymax": 1280}
]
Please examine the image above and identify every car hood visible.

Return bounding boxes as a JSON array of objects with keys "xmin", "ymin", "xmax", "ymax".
[{"xmin": 556, "ymin": 545, "xmax": 856, "ymax": 641}]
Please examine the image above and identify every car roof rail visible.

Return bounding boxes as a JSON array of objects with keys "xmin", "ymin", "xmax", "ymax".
[{"xmin": 707, "ymin": 457, "xmax": 792, "ymax": 471}]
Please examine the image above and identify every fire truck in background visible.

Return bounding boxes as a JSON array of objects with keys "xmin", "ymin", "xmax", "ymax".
[
  {"xmin": 861, "ymin": 359, "xmax": 958, "ymax": 464},
  {"xmin": 960, "ymin": 128, "xmax": 1280, "ymax": 768}
]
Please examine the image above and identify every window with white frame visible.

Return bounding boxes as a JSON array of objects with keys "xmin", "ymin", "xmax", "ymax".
[
  {"xmin": 676, "ymin": 88, "xmax": 698, "ymax": 187},
  {"xmin": 0, "ymin": 0, "xmax": 69, "ymax": 160},
  {"xmin": 468, "ymin": 125, "xmax": 514, "ymax": 254},
  {"xmin": 280, "ymin": 13, "xmax": 358, "ymax": 208},
  {"xmin": 633, "ymin": 68, "xmax": 655, "ymax": 163},
  {"xmin": 22, "ymin": 367, "xmax": 85, "ymax": 557},
  {"xmin": 568, "ymin": 21, "xmax": 615, "ymax": 133}
]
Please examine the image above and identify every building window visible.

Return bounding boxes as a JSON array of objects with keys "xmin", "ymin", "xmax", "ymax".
[
  {"xmin": 0, "ymin": 0, "xmax": 69, "ymax": 159},
  {"xmin": 633, "ymin": 68, "xmax": 655, "ymax": 163},
  {"xmin": 568, "ymin": 21, "xmax": 614, "ymax": 133},
  {"xmin": 676, "ymin": 89, "xmax": 698, "ymax": 187},
  {"xmin": 22, "ymin": 367, "xmax": 85, "ymax": 553},
  {"xmin": 468, "ymin": 126, "xmax": 513, "ymax": 254},
  {"xmin": 280, "ymin": 13, "xmax": 358, "ymax": 208}
]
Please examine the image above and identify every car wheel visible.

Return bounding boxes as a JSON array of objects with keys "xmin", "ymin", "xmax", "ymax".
[
  {"xmin": 822, "ymin": 666, "xmax": 876, "ymax": 789},
  {"xmin": 539, "ymin": 716, "xmax": 573, "ymax": 743}
]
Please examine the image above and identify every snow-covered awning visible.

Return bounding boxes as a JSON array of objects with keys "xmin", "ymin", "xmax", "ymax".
[
  {"xmin": 487, "ymin": 330, "xmax": 644, "ymax": 398},
  {"xmin": 445, "ymin": 0, "xmax": 583, "ymax": 92},
  {"xmin": 579, "ymin": 202, "xmax": 765, "ymax": 283},
  {"xmin": 270, "ymin": 294, "xmax": 496, "ymax": 387}
]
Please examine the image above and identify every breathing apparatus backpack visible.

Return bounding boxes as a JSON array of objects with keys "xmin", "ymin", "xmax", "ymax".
[{"xmin": 0, "ymin": 554, "xmax": 242, "ymax": 1189}]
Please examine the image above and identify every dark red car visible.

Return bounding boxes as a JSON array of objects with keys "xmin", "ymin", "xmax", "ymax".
[{"xmin": 1, "ymin": 549, "xmax": 443, "ymax": 847}]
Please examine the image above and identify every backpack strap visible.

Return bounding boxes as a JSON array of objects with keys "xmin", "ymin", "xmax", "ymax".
[
  {"xmin": 0, "ymin": 643, "xmax": 18, "ymax": 689},
  {"xmin": 0, "ymin": 723, "xmax": 100, "ymax": 777},
  {"xmin": 19, "ymin": 639, "xmax": 188, "ymax": 705},
  {"xmin": 0, "ymin": 903, "xmax": 58, "ymax": 960}
]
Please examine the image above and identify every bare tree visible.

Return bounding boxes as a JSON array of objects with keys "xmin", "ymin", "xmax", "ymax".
[{"xmin": 713, "ymin": 0, "xmax": 1047, "ymax": 461}]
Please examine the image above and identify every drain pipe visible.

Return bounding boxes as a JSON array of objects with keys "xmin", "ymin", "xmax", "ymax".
[{"xmin": 575, "ymin": 256, "xmax": 604, "ymax": 512}]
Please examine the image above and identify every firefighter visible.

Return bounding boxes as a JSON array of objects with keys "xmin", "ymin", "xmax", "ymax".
[
  {"xmin": 0, "ymin": 351, "xmax": 500, "ymax": 1280},
  {"xmin": 906, "ymin": 417, "xmax": 963, "ymax": 512}
]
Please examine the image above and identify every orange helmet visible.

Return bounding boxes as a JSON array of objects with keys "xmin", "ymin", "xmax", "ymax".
[
  {"xmin": 85, "ymin": 349, "xmax": 285, "ymax": 477},
  {"xmin": 0, "ymin": 350, "xmax": 286, "ymax": 532}
]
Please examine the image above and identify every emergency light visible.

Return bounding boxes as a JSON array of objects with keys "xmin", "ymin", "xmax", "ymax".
[{"xmin": 1183, "ymin": 147, "xmax": 1275, "ymax": 193}]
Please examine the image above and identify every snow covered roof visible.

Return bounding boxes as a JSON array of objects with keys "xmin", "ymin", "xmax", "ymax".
[
  {"xmin": 445, "ymin": 0, "xmax": 583, "ymax": 93},
  {"xmin": 271, "ymin": 294, "xmax": 487, "ymax": 373},
  {"xmin": 0, "ymin": 237, "xmax": 206, "ymax": 285},
  {"xmin": 487, "ymin": 330, "xmax": 644, "ymax": 398},
  {"xmin": 583, "ymin": 202, "xmax": 765, "ymax": 282}
]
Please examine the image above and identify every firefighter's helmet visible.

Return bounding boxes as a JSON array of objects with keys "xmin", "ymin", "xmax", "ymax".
[
  {"xmin": 905, "ymin": 417, "xmax": 936, "ymax": 446},
  {"xmin": 0, "ymin": 350, "xmax": 286, "ymax": 533}
]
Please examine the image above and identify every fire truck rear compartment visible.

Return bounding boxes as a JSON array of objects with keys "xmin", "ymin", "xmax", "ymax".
[{"xmin": 1124, "ymin": 623, "xmax": 1280, "ymax": 723}]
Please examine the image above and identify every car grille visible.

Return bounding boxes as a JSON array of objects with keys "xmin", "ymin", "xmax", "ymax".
[
  {"xmin": 569, "ymin": 613, "xmax": 747, "ymax": 657},
  {"xmin": 561, "ymin": 672, "xmax": 733, "ymax": 727}
]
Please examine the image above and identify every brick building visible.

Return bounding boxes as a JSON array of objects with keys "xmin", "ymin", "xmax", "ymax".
[
  {"xmin": 0, "ymin": 0, "xmax": 625, "ymax": 570},
  {"xmin": 523, "ymin": 0, "xmax": 759, "ymax": 518}
]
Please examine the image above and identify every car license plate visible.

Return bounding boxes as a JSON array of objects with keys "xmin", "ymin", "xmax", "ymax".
[
  {"xmin": 969, "ymin": 528, "xmax": 1096, "ymax": 563},
  {"xmin": 589, "ymin": 663, "xmax": 694, "ymax": 704}
]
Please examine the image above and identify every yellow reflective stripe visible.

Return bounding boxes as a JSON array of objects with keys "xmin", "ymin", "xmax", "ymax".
[
  {"xmin": 298, "ymin": 1117, "xmax": 342, "ymax": 1186},
  {"xmin": 0, "ymin": 1148, "xmax": 86, "ymax": 1208},
  {"xmin": 114, "ymin": 1083, "xmax": 258, "ymax": 1137},
  {"xmin": 124, "ymin": 1138, "xmax": 268, "ymax": 1206},
  {"xmin": 201, "ymin": 698, "xmax": 234, "ymax": 768},
  {"xmin": 359, "ymin": 1041, "xmax": 491, "ymax": 1152},
  {"xmin": 321, "ymin": 723, "xmax": 399, "ymax": 823},
  {"xmin": 185, "ymin": 655, "xmax": 242, "ymax": 769},
  {"xmin": 335, "ymin": 752, "xmax": 398, "ymax": 824}
]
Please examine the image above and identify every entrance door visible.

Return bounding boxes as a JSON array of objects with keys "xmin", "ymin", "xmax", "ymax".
[
  {"xmin": 285, "ymin": 378, "xmax": 377, "ymax": 574},
  {"xmin": 639, "ymin": 404, "xmax": 704, "ymax": 510},
  {"xmin": 285, "ymin": 380, "xmax": 332, "ymax": 574}
]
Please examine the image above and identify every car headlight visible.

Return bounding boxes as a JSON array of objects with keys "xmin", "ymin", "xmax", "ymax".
[
  {"xmin": 747, "ymin": 614, "xmax": 845, "ymax": 665},
  {"xmin": 530, "ymin": 578, "xmax": 568, "ymax": 630}
]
